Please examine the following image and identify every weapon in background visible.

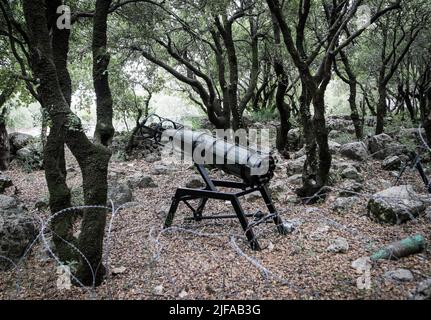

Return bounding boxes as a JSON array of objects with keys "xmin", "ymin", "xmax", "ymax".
[
  {"xmin": 395, "ymin": 150, "xmax": 431, "ymax": 193},
  {"xmin": 138, "ymin": 114, "xmax": 287, "ymax": 250}
]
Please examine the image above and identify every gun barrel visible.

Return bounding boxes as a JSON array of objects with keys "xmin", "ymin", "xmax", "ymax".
[{"xmin": 163, "ymin": 129, "xmax": 275, "ymax": 185}]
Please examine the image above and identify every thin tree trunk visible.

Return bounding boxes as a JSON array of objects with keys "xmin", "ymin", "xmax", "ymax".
[
  {"xmin": 93, "ymin": 0, "xmax": 115, "ymax": 146},
  {"xmin": 376, "ymin": 84, "xmax": 387, "ymax": 134}
]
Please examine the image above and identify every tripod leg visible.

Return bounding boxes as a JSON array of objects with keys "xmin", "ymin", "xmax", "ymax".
[
  {"xmin": 259, "ymin": 185, "xmax": 288, "ymax": 235},
  {"xmin": 194, "ymin": 198, "xmax": 208, "ymax": 221},
  {"xmin": 164, "ymin": 192, "xmax": 181, "ymax": 228},
  {"xmin": 231, "ymin": 197, "xmax": 261, "ymax": 251}
]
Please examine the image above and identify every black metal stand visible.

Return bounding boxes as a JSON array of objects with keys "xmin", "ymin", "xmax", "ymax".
[
  {"xmin": 164, "ymin": 164, "xmax": 287, "ymax": 250},
  {"xmin": 396, "ymin": 151, "xmax": 431, "ymax": 193}
]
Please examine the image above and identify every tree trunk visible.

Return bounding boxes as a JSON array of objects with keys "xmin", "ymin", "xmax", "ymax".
[
  {"xmin": 0, "ymin": 108, "xmax": 10, "ymax": 171},
  {"xmin": 23, "ymin": 0, "xmax": 112, "ymax": 286},
  {"xmin": 93, "ymin": 0, "xmax": 115, "ymax": 146},
  {"xmin": 376, "ymin": 84, "xmax": 387, "ymax": 135},
  {"xmin": 272, "ymin": 13, "xmax": 290, "ymax": 156},
  {"xmin": 0, "ymin": 83, "xmax": 14, "ymax": 171}
]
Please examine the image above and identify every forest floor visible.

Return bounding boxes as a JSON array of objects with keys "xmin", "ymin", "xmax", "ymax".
[{"xmin": 0, "ymin": 133, "xmax": 430, "ymax": 300}]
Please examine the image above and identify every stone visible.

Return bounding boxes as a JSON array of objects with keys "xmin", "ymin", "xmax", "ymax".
[
  {"xmin": 340, "ymin": 142, "xmax": 368, "ymax": 161},
  {"xmin": 286, "ymin": 156, "xmax": 306, "ymax": 175},
  {"xmin": 411, "ymin": 278, "xmax": 431, "ymax": 300},
  {"xmin": 384, "ymin": 269, "xmax": 414, "ymax": 282},
  {"xmin": 34, "ymin": 199, "xmax": 48, "ymax": 210},
  {"xmin": 0, "ymin": 175, "xmax": 13, "ymax": 193},
  {"xmin": 331, "ymin": 196, "xmax": 360, "ymax": 214},
  {"xmin": 282, "ymin": 219, "xmax": 302, "ymax": 233},
  {"xmin": 293, "ymin": 148, "xmax": 306, "ymax": 159},
  {"xmin": 286, "ymin": 195, "xmax": 301, "ymax": 204},
  {"xmin": 382, "ymin": 156, "xmax": 402, "ymax": 171},
  {"xmin": 8, "ymin": 132, "xmax": 33, "ymax": 153},
  {"xmin": 286, "ymin": 174, "xmax": 303, "ymax": 185},
  {"xmin": 152, "ymin": 164, "xmax": 174, "ymax": 175},
  {"xmin": 338, "ymin": 180, "xmax": 363, "ymax": 197},
  {"xmin": 0, "ymin": 198, "xmax": 36, "ymax": 270},
  {"xmin": 368, "ymin": 134, "xmax": 393, "ymax": 159},
  {"xmin": 185, "ymin": 175, "xmax": 205, "ymax": 189},
  {"xmin": 310, "ymin": 225, "xmax": 330, "ymax": 241},
  {"xmin": 327, "ymin": 237, "xmax": 349, "ymax": 253},
  {"xmin": 269, "ymin": 180, "xmax": 288, "ymax": 199},
  {"xmin": 0, "ymin": 195, "xmax": 19, "ymax": 210},
  {"xmin": 126, "ymin": 174, "xmax": 157, "ymax": 189},
  {"xmin": 287, "ymin": 128, "xmax": 304, "ymax": 151},
  {"xmin": 426, "ymin": 207, "xmax": 431, "ymax": 223},
  {"xmin": 352, "ymin": 257, "xmax": 372, "ymax": 274},
  {"xmin": 108, "ymin": 182, "xmax": 133, "ymax": 207},
  {"xmin": 245, "ymin": 191, "xmax": 261, "ymax": 202},
  {"xmin": 145, "ymin": 153, "xmax": 161, "ymax": 163},
  {"xmin": 368, "ymin": 185, "xmax": 426, "ymax": 224},
  {"xmin": 16, "ymin": 147, "xmax": 33, "ymax": 160},
  {"xmin": 341, "ymin": 166, "xmax": 363, "ymax": 182},
  {"xmin": 368, "ymin": 134, "xmax": 406, "ymax": 160},
  {"xmin": 328, "ymin": 141, "xmax": 341, "ymax": 155}
]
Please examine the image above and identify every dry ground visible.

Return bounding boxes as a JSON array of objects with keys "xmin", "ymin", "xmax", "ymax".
[{"xmin": 0, "ymin": 148, "xmax": 430, "ymax": 300}]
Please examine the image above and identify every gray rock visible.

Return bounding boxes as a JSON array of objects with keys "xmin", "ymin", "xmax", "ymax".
[
  {"xmin": 328, "ymin": 141, "xmax": 341, "ymax": 155},
  {"xmin": 0, "ymin": 195, "xmax": 19, "ymax": 210},
  {"xmin": 310, "ymin": 225, "xmax": 330, "ymax": 241},
  {"xmin": 245, "ymin": 191, "xmax": 261, "ymax": 202},
  {"xmin": 0, "ymin": 199, "xmax": 36, "ymax": 270},
  {"xmin": 340, "ymin": 142, "xmax": 368, "ymax": 161},
  {"xmin": 368, "ymin": 185, "xmax": 426, "ymax": 224},
  {"xmin": 145, "ymin": 153, "xmax": 161, "ymax": 163},
  {"xmin": 327, "ymin": 237, "xmax": 349, "ymax": 253},
  {"xmin": 108, "ymin": 183, "xmax": 133, "ymax": 207},
  {"xmin": 339, "ymin": 180, "xmax": 363, "ymax": 197},
  {"xmin": 341, "ymin": 166, "xmax": 363, "ymax": 182},
  {"xmin": 34, "ymin": 199, "xmax": 48, "ymax": 210},
  {"xmin": 185, "ymin": 175, "xmax": 205, "ymax": 189},
  {"xmin": 426, "ymin": 207, "xmax": 431, "ymax": 223},
  {"xmin": 126, "ymin": 174, "xmax": 157, "ymax": 189},
  {"xmin": 384, "ymin": 269, "xmax": 414, "ymax": 282},
  {"xmin": 293, "ymin": 147, "xmax": 306, "ymax": 159},
  {"xmin": 329, "ymin": 130, "xmax": 340, "ymax": 139},
  {"xmin": 368, "ymin": 134, "xmax": 393, "ymax": 159},
  {"xmin": 8, "ymin": 132, "xmax": 33, "ymax": 152},
  {"xmin": 411, "ymin": 278, "xmax": 431, "ymax": 300},
  {"xmin": 368, "ymin": 134, "xmax": 406, "ymax": 160},
  {"xmin": 282, "ymin": 219, "xmax": 302, "ymax": 233},
  {"xmin": 286, "ymin": 195, "xmax": 301, "ymax": 204},
  {"xmin": 286, "ymin": 174, "xmax": 303, "ymax": 185},
  {"xmin": 0, "ymin": 175, "xmax": 13, "ymax": 193},
  {"xmin": 287, "ymin": 128, "xmax": 304, "ymax": 151},
  {"xmin": 16, "ymin": 147, "xmax": 33, "ymax": 160},
  {"xmin": 382, "ymin": 156, "xmax": 402, "ymax": 171},
  {"xmin": 331, "ymin": 196, "xmax": 360, "ymax": 214},
  {"xmin": 152, "ymin": 164, "xmax": 175, "ymax": 175},
  {"xmin": 286, "ymin": 156, "xmax": 306, "ymax": 175},
  {"xmin": 269, "ymin": 180, "xmax": 288, "ymax": 197}
]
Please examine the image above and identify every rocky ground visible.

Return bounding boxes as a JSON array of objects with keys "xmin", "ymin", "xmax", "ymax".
[{"xmin": 0, "ymin": 120, "xmax": 431, "ymax": 300}]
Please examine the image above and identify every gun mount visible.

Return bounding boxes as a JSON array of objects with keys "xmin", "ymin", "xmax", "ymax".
[{"xmin": 139, "ymin": 114, "xmax": 287, "ymax": 250}]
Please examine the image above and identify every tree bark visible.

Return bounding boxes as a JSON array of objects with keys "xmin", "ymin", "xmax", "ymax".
[
  {"xmin": 271, "ymin": 14, "xmax": 290, "ymax": 155},
  {"xmin": 23, "ymin": 0, "xmax": 112, "ymax": 286},
  {"xmin": 376, "ymin": 84, "xmax": 387, "ymax": 135},
  {"xmin": 93, "ymin": 0, "xmax": 115, "ymax": 146}
]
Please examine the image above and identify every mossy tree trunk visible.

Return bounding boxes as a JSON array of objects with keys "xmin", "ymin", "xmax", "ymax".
[{"xmin": 23, "ymin": 0, "xmax": 112, "ymax": 286}]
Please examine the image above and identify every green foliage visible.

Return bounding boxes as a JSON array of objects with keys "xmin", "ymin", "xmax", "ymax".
[{"xmin": 248, "ymin": 108, "xmax": 279, "ymax": 123}]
